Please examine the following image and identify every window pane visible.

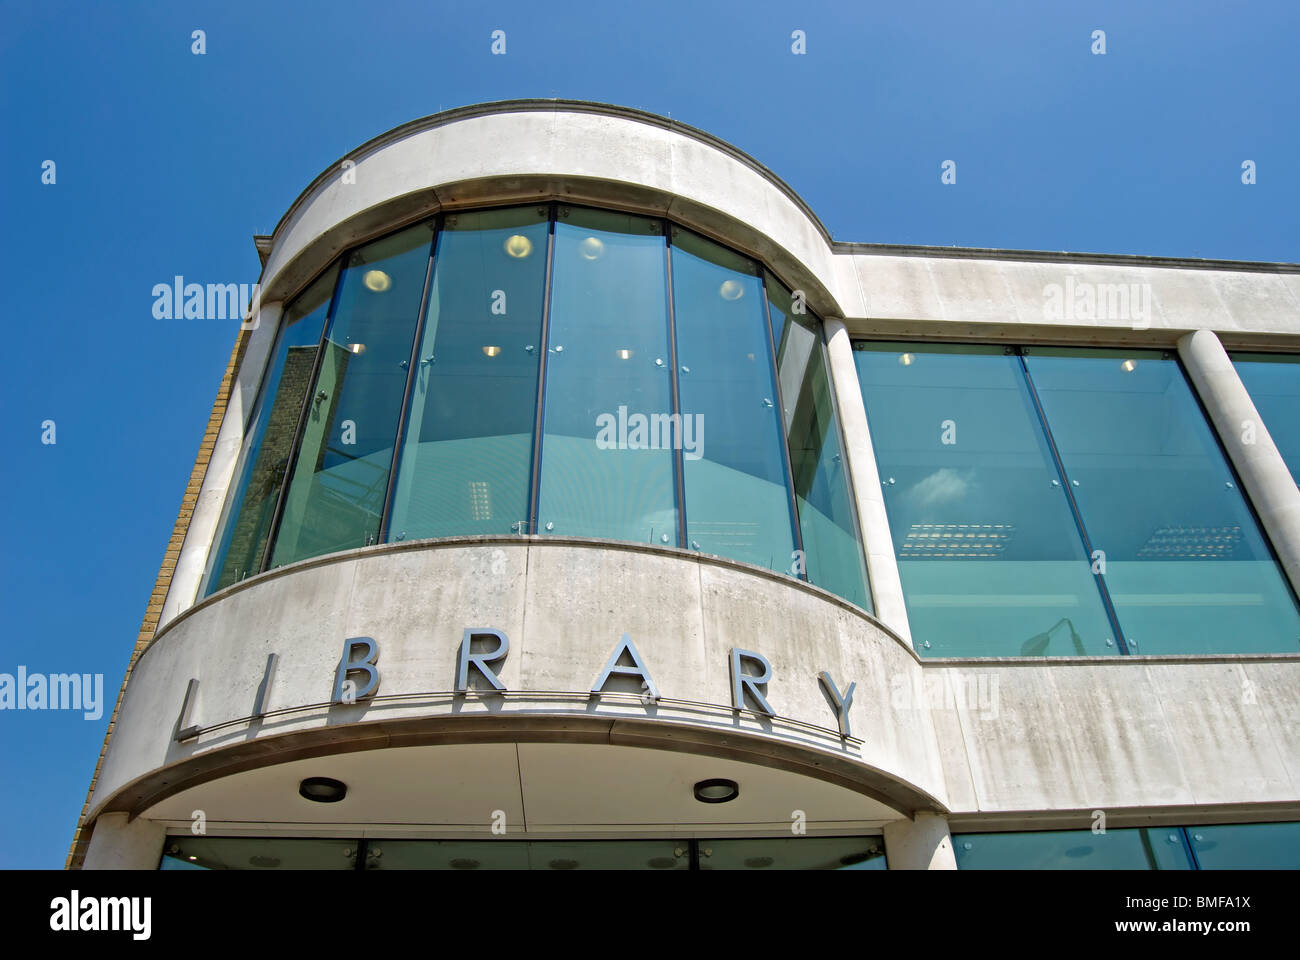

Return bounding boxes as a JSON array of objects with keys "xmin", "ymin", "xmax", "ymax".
[
  {"xmin": 1024, "ymin": 348, "xmax": 1300, "ymax": 655},
  {"xmin": 1190, "ymin": 821, "xmax": 1300, "ymax": 869},
  {"xmin": 271, "ymin": 224, "xmax": 431, "ymax": 566},
  {"xmin": 853, "ymin": 343, "xmax": 1113, "ymax": 656},
  {"xmin": 387, "ymin": 208, "xmax": 548, "ymax": 540},
  {"xmin": 670, "ymin": 229, "xmax": 794, "ymax": 570},
  {"xmin": 953, "ymin": 829, "xmax": 1192, "ymax": 869},
  {"xmin": 773, "ymin": 283, "xmax": 870, "ymax": 610},
  {"xmin": 537, "ymin": 208, "xmax": 676, "ymax": 543},
  {"xmin": 363, "ymin": 839, "xmax": 688, "ymax": 870},
  {"xmin": 703, "ymin": 836, "xmax": 886, "ymax": 870},
  {"xmin": 202, "ymin": 266, "xmax": 336, "ymax": 594},
  {"xmin": 160, "ymin": 836, "xmax": 359, "ymax": 870},
  {"xmin": 1231, "ymin": 353, "xmax": 1300, "ymax": 485}
]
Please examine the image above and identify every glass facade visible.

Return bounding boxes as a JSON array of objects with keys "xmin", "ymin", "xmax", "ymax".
[
  {"xmin": 204, "ymin": 205, "xmax": 870, "ymax": 610},
  {"xmin": 954, "ymin": 822, "xmax": 1300, "ymax": 869},
  {"xmin": 271, "ymin": 225, "xmax": 432, "ymax": 566},
  {"xmin": 161, "ymin": 835, "xmax": 886, "ymax": 871},
  {"xmin": 1232, "ymin": 353, "xmax": 1300, "ymax": 485},
  {"xmin": 202, "ymin": 265, "xmax": 338, "ymax": 594},
  {"xmin": 854, "ymin": 342, "xmax": 1300, "ymax": 656}
]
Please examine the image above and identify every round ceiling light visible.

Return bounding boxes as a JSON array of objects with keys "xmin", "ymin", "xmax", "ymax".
[
  {"xmin": 693, "ymin": 778, "xmax": 739, "ymax": 804},
  {"xmin": 719, "ymin": 280, "xmax": 744, "ymax": 301},
  {"xmin": 298, "ymin": 776, "xmax": 348, "ymax": 803},
  {"xmin": 504, "ymin": 234, "xmax": 533, "ymax": 258},
  {"xmin": 363, "ymin": 269, "xmax": 392, "ymax": 293},
  {"xmin": 579, "ymin": 236, "xmax": 604, "ymax": 260}
]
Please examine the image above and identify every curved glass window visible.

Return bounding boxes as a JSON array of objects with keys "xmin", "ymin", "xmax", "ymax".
[
  {"xmin": 773, "ymin": 281, "xmax": 869, "ymax": 609},
  {"xmin": 200, "ymin": 264, "xmax": 338, "ymax": 594},
  {"xmin": 538, "ymin": 208, "xmax": 676, "ymax": 544},
  {"xmin": 271, "ymin": 224, "xmax": 432, "ymax": 566},
  {"xmin": 387, "ymin": 208, "xmax": 548, "ymax": 540},
  {"xmin": 1231, "ymin": 353, "xmax": 1300, "ymax": 485},
  {"xmin": 671, "ymin": 229, "xmax": 794, "ymax": 568},
  {"xmin": 205, "ymin": 205, "xmax": 871, "ymax": 611}
]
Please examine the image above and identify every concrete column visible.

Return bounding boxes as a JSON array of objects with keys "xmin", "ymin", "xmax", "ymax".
[
  {"xmin": 162, "ymin": 302, "xmax": 284, "ymax": 628},
  {"xmin": 80, "ymin": 813, "xmax": 166, "ymax": 870},
  {"xmin": 1178, "ymin": 330, "xmax": 1300, "ymax": 598},
  {"xmin": 884, "ymin": 813, "xmax": 958, "ymax": 870},
  {"xmin": 823, "ymin": 318, "xmax": 913, "ymax": 645}
]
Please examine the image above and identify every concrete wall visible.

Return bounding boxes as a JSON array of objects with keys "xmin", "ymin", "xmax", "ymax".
[{"xmin": 88, "ymin": 540, "xmax": 1300, "ymax": 833}]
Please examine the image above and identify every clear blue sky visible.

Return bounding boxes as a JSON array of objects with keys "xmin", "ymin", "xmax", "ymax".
[{"xmin": 1, "ymin": 0, "xmax": 1296, "ymax": 868}]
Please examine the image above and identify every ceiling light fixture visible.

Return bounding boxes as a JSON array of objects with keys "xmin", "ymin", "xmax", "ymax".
[
  {"xmin": 298, "ymin": 776, "xmax": 347, "ymax": 803},
  {"xmin": 899, "ymin": 353, "xmax": 915, "ymax": 366},
  {"xmin": 504, "ymin": 234, "xmax": 533, "ymax": 258},
  {"xmin": 719, "ymin": 280, "xmax": 744, "ymax": 301},
  {"xmin": 616, "ymin": 348, "xmax": 633, "ymax": 360},
  {"xmin": 348, "ymin": 343, "xmax": 365, "ymax": 355},
  {"xmin": 1121, "ymin": 359, "xmax": 1137, "ymax": 372},
  {"xmin": 482, "ymin": 345, "xmax": 501, "ymax": 358},
  {"xmin": 693, "ymin": 778, "xmax": 739, "ymax": 803},
  {"xmin": 362, "ymin": 269, "xmax": 391, "ymax": 293},
  {"xmin": 579, "ymin": 236, "xmax": 604, "ymax": 260}
]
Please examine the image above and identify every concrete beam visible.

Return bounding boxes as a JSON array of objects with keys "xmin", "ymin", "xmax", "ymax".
[
  {"xmin": 1177, "ymin": 329, "xmax": 1300, "ymax": 598},
  {"xmin": 823, "ymin": 318, "xmax": 913, "ymax": 645}
]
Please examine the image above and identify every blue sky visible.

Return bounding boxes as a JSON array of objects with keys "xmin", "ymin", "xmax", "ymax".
[{"xmin": 0, "ymin": 0, "xmax": 1296, "ymax": 868}]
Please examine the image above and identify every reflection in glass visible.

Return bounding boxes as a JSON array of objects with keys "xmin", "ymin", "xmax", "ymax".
[
  {"xmin": 202, "ymin": 266, "xmax": 337, "ymax": 595},
  {"xmin": 387, "ymin": 208, "xmax": 548, "ymax": 540},
  {"xmin": 671, "ymin": 229, "xmax": 794, "ymax": 569},
  {"xmin": 854, "ymin": 343, "xmax": 1112, "ymax": 656},
  {"xmin": 271, "ymin": 224, "xmax": 431, "ymax": 566},
  {"xmin": 774, "ymin": 283, "xmax": 870, "ymax": 610},
  {"xmin": 703, "ymin": 835, "xmax": 886, "ymax": 870},
  {"xmin": 953, "ymin": 829, "xmax": 1193, "ymax": 869},
  {"xmin": 1025, "ymin": 349, "xmax": 1300, "ymax": 655},
  {"xmin": 159, "ymin": 836, "xmax": 358, "ymax": 870},
  {"xmin": 365, "ymin": 839, "xmax": 688, "ymax": 870},
  {"xmin": 538, "ymin": 208, "xmax": 677, "ymax": 543},
  {"xmin": 1231, "ymin": 353, "xmax": 1300, "ymax": 485},
  {"xmin": 1189, "ymin": 821, "xmax": 1300, "ymax": 869}
]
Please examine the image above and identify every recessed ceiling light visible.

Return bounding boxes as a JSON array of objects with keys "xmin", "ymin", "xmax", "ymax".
[
  {"xmin": 719, "ymin": 280, "xmax": 744, "ymax": 301},
  {"xmin": 1121, "ymin": 359, "xmax": 1137, "ymax": 372},
  {"xmin": 298, "ymin": 776, "xmax": 347, "ymax": 803},
  {"xmin": 693, "ymin": 778, "xmax": 739, "ymax": 803},
  {"xmin": 363, "ymin": 269, "xmax": 391, "ymax": 292},
  {"xmin": 616, "ymin": 348, "xmax": 633, "ymax": 360},
  {"xmin": 504, "ymin": 234, "xmax": 533, "ymax": 258},
  {"xmin": 579, "ymin": 236, "xmax": 604, "ymax": 260},
  {"xmin": 482, "ymin": 345, "xmax": 501, "ymax": 358},
  {"xmin": 899, "ymin": 353, "xmax": 915, "ymax": 366}
]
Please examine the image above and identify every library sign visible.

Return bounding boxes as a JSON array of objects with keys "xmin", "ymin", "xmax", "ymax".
[{"xmin": 173, "ymin": 629, "xmax": 858, "ymax": 743}]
